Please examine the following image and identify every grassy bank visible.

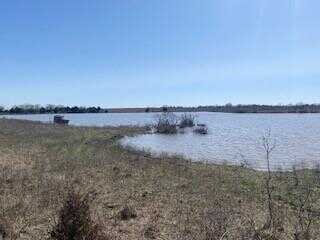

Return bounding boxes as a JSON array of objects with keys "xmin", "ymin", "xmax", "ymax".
[{"xmin": 0, "ymin": 119, "xmax": 319, "ymax": 240}]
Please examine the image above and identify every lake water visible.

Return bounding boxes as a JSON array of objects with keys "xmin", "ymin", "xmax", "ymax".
[
  {"xmin": 3, "ymin": 112, "xmax": 320, "ymax": 171},
  {"xmin": 1, "ymin": 113, "xmax": 154, "ymax": 126}
]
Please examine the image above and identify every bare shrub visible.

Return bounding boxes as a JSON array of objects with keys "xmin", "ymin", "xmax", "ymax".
[
  {"xmin": 118, "ymin": 206, "xmax": 137, "ymax": 221},
  {"xmin": 261, "ymin": 129, "xmax": 276, "ymax": 231},
  {"xmin": 154, "ymin": 113, "xmax": 178, "ymax": 134},
  {"xmin": 193, "ymin": 125, "xmax": 208, "ymax": 135},
  {"xmin": 49, "ymin": 190, "xmax": 108, "ymax": 240},
  {"xmin": 179, "ymin": 114, "xmax": 196, "ymax": 128},
  {"xmin": 287, "ymin": 167, "xmax": 320, "ymax": 240}
]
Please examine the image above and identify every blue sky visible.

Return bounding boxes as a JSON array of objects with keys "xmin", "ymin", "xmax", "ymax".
[{"xmin": 1, "ymin": 0, "xmax": 319, "ymax": 107}]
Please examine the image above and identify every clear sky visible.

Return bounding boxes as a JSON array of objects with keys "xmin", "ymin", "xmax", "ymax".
[{"xmin": 1, "ymin": 0, "xmax": 319, "ymax": 107}]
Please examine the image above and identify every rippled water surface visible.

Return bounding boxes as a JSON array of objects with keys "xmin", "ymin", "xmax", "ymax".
[{"xmin": 4, "ymin": 112, "xmax": 320, "ymax": 170}]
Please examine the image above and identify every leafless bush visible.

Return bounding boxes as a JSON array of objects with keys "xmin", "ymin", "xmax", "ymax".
[
  {"xmin": 261, "ymin": 129, "xmax": 276, "ymax": 231},
  {"xmin": 154, "ymin": 113, "xmax": 178, "ymax": 134},
  {"xmin": 179, "ymin": 114, "xmax": 196, "ymax": 128},
  {"xmin": 193, "ymin": 125, "xmax": 208, "ymax": 135},
  {"xmin": 118, "ymin": 206, "xmax": 137, "ymax": 221},
  {"xmin": 49, "ymin": 190, "xmax": 108, "ymax": 240},
  {"xmin": 287, "ymin": 167, "xmax": 320, "ymax": 240}
]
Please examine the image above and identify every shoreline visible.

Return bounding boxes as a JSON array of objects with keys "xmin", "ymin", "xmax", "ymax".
[
  {"xmin": 2, "ymin": 118, "xmax": 318, "ymax": 172},
  {"xmin": 2, "ymin": 110, "xmax": 320, "ymax": 115}
]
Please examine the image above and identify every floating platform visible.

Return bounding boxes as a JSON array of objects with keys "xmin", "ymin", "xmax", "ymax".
[{"xmin": 54, "ymin": 115, "xmax": 69, "ymax": 125}]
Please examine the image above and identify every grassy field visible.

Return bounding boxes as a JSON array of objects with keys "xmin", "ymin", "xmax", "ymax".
[{"xmin": 0, "ymin": 119, "xmax": 319, "ymax": 240}]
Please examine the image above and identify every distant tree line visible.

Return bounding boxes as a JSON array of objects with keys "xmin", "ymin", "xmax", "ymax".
[
  {"xmin": 195, "ymin": 103, "xmax": 320, "ymax": 113},
  {"xmin": 0, "ymin": 104, "xmax": 108, "ymax": 114},
  {"xmin": 1, "ymin": 103, "xmax": 320, "ymax": 115},
  {"xmin": 162, "ymin": 104, "xmax": 320, "ymax": 113}
]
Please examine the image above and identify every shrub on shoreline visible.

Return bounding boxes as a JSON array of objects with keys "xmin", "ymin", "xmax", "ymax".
[
  {"xmin": 179, "ymin": 113, "xmax": 196, "ymax": 128},
  {"xmin": 154, "ymin": 112, "xmax": 178, "ymax": 134}
]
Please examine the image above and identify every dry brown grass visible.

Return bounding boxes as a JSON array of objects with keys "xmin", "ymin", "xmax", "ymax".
[{"xmin": 0, "ymin": 119, "xmax": 319, "ymax": 240}]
